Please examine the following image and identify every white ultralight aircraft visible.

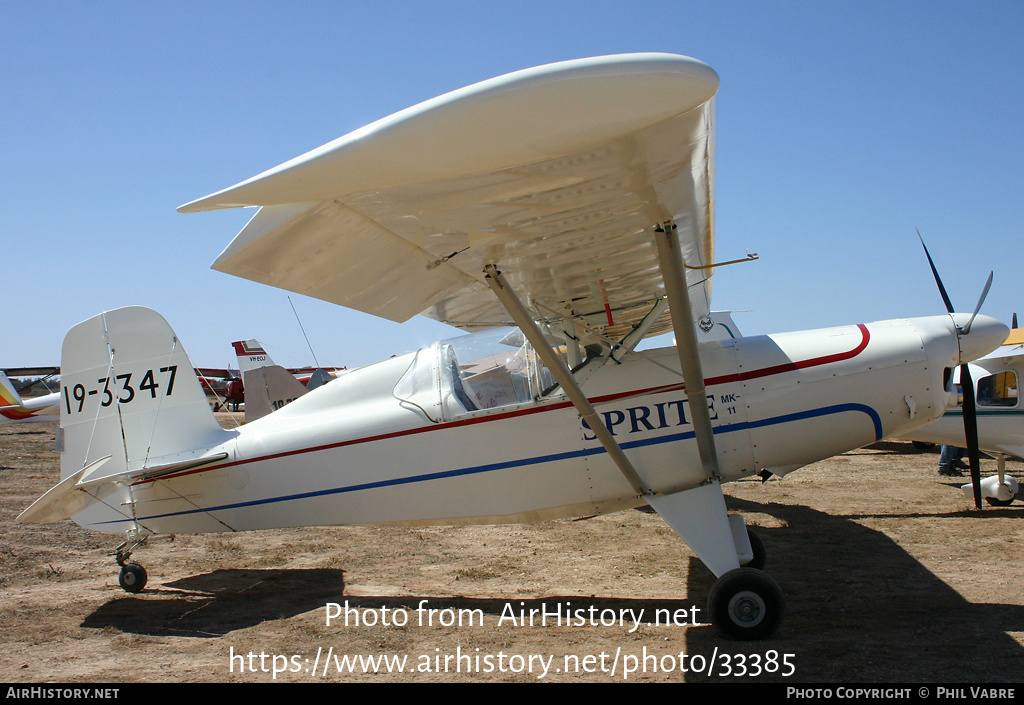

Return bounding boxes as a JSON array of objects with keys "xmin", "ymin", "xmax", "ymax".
[
  {"xmin": 19, "ymin": 54, "xmax": 1009, "ymax": 640},
  {"xmin": 904, "ymin": 326, "xmax": 1023, "ymax": 505}
]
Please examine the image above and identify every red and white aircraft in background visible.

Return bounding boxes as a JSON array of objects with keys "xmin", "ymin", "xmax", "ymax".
[{"xmin": 231, "ymin": 339, "xmax": 345, "ymax": 421}]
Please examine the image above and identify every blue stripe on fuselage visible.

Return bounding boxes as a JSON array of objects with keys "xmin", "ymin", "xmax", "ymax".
[{"xmin": 97, "ymin": 402, "xmax": 882, "ymax": 526}]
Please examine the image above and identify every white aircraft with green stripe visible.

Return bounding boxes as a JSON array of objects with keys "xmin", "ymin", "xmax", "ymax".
[{"xmin": 905, "ymin": 327, "xmax": 1023, "ymax": 506}]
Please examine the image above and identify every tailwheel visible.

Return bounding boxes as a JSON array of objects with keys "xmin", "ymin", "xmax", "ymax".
[
  {"xmin": 708, "ymin": 567, "xmax": 784, "ymax": 640},
  {"xmin": 118, "ymin": 563, "xmax": 148, "ymax": 593},
  {"xmin": 113, "ymin": 531, "xmax": 149, "ymax": 593}
]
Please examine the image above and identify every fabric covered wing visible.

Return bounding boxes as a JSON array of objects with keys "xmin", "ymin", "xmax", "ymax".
[{"xmin": 183, "ymin": 53, "xmax": 719, "ymax": 342}]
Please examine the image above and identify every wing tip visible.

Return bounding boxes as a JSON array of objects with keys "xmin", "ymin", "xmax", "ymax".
[{"xmin": 178, "ymin": 196, "xmax": 244, "ymax": 214}]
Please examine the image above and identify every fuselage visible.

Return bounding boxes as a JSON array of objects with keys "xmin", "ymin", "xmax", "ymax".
[{"xmin": 70, "ymin": 313, "xmax": 1003, "ymax": 536}]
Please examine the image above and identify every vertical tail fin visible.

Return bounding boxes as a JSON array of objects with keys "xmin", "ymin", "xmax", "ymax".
[
  {"xmin": 0, "ymin": 371, "xmax": 26, "ymax": 408},
  {"xmin": 232, "ymin": 339, "xmax": 277, "ymax": 373},
  {"xmin": 242, "ymin": 365, "xmax": 309, "ymax": 422},
  {"xmin": 232, "ymin": 339, "xmax": 309, "ymax": 422},
  {"xmin": 20, "ymin": 307, "xmax": 235, "ymax": 528},
  {"xmin": 59, "ymin": 306, "xmax": 232, "ymax": 483}
]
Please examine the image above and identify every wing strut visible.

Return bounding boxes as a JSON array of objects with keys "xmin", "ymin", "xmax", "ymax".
[
  {"xmin": 483, "ymin": 264, "xmax": 650, "ymax": 497},
  {"xmin": 611, "ymin": 297, "xmax": 670, "ymax": 363},
  {"xmin": 653, "ymin": 221, "xmax": 721, "ymax": 481}
]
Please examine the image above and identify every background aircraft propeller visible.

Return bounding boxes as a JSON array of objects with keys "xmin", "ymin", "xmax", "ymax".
[{"xmin": 917, "ymin": 229, "xmax": 993, "ymax": 509}]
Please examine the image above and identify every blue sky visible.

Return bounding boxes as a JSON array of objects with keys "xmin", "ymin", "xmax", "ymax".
[{"xmin": 3, "ymin": 1, "xmax": 1022, "ymax": 372}]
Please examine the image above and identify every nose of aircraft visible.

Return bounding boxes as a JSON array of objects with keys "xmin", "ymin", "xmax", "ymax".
[{"xmin": 950, "ymin": 313, "xmax": 1009, "ymax": 364}]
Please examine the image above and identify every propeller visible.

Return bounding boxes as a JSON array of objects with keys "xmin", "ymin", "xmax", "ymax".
[{"xmin": 917, "ymin": 229, "xmax": 993, "ymax": 509}]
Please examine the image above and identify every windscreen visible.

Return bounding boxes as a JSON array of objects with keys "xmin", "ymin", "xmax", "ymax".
[{"xmin": 394, "ymin": 327, "xmax": 561, "ymax": 422}]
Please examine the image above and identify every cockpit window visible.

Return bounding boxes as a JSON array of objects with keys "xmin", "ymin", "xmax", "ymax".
[
  {"xmin": 977, "ymin": 370, "xmax": 1018, "ymax": 407},
  {"xmin": 447, "ymin": 327, "xmax": 558, "ymax": 411},
  {"xmin": 393, "ymin": 327, "xmax": 563, "ymax": 422}
]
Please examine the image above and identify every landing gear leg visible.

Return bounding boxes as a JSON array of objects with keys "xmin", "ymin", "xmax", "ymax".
[
  {"xmin": 987, "ymin": 455, "xmax": 1018, "ymax": 506},
  {"xmin": 649, "ymin": 483, "xmax": 785, "ymax": 640}
]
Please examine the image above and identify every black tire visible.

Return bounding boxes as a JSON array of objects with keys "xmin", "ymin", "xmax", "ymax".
[
  {"xmin": 118, "ymin": 563, "xmax": 148, "ymax": 593},
  {"xmin": 743, "ymin": 528, "xmax": 766, "ymax": 571},
  {"xmin": 708, "ymin": 567, "xmax": 784, "ymax": 640},
  {"xmin": 985, "ymin": 496, "xmax": 1015, "ymax": 507}
]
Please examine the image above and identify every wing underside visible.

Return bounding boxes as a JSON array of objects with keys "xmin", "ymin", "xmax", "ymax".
[{"xmin": 183, "ymin": 53, "xmax": 720, "ymax": 345}]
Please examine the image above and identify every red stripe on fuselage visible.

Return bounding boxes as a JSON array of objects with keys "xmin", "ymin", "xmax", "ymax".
[
  {"xmin": 579, "ymin": 324, "xmax": 871, "ymax": 406},
  {"xmin": 135, "ymin": 324, "xmax": 871, "ymax": 484}
]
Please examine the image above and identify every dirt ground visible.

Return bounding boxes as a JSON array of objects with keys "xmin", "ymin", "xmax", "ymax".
[{"xmin": 2, "ymin": 417, "xmax": 1022, "ymax": 684}]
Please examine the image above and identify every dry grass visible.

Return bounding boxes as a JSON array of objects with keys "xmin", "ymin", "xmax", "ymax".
[{"xmin": 1, "ymin": 421, "xmax": 1022, "ymax": 682}]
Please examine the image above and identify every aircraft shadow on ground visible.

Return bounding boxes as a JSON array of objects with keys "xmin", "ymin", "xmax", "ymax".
[
  {"xmin": 79, "ymin": 497, "xmax": 1024, "ymax": 681},
  {"xmin": 80, "ymin": 566, "xmax": 701, "ymax": 640},
  {"xmin": 684, "ymin": 497, "xmax": 1024, "ymax": 682},
  {"xmin": 858, "ymin": 441, "xmax": 1023, "ymax": 465},
  {"xmin": 81, "ymin": 568, "xmax": 347, "ymax": 638},
  {"xmin": 860, "ymin": 441, "xmax": 940, "ymax": 456}
]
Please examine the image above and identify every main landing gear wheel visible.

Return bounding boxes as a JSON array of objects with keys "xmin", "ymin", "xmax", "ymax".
[
  {"xmin": 118, "ymin": 563, "xmax": 148, "ymax": 593},
  {"xmin": 708, "ymin": 567, "xmax": 784, "ymax": 640}
]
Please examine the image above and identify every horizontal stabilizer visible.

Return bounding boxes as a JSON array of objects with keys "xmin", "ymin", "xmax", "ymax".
[
  {"xmin": 17, "ymin": 456, "xmax": 112, "ymax": 523},
  {"xmin": 18, "ymin": 449, "xmax": 231, "ymax": 524},
  {"xmin": 77, "ymin": 452, "xmax": 231, "ymax": 488}
]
